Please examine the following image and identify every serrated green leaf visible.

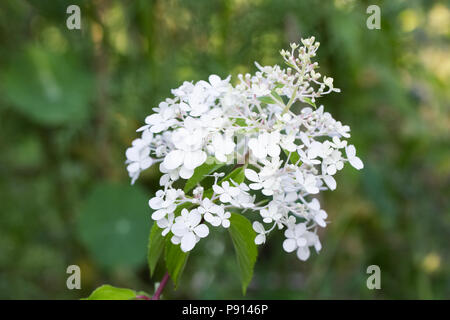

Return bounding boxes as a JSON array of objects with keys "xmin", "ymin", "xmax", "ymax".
[
  {"xmin": 147, "ymin": 223, "xmax": 165, "ymax": 277},
  {"xmin": 83, "ymin": 285, "xmax": 137, "ymax": 300},
  {"xmin": 228, "ymin": 213, "xmax": 258, "ymax": 295},
  {"xmin": 257, "ymin": 96, "xmax": 276, "ymax": 104},
  {"xmin": 184, "ymin": 158, "xmax": 225, "ymax": 193},
  {"xmin": 164, "ymin": 240, "xmax": 189, "ymax": 288}
]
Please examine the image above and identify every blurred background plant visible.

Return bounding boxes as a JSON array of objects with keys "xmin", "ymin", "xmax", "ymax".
[{"xmin": 0, "ymin": 0, "xmax": 448, "ymax": 299}]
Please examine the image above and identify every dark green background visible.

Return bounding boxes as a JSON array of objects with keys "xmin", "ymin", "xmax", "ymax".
[{"xmin": 0, "ymin": 0, "xmax": 448, "ymax": 299}]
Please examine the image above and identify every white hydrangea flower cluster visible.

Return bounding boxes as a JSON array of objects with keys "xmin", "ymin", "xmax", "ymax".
[{"xmin": 126, "ymin": 37, "xmax": 363, "ymax": 261}]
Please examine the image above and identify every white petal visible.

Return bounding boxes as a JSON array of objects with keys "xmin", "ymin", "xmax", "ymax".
[
  {"xmin": 213, "ymin": 184, "xmax": 224, "ymax": 194},
  {"xmin": 346, "ymin": 145, "xmax": 356, "ymax": 158},
  {"xmin": 209, "ymin": 74, "xmax": 221, "ymax": 87},
  {"xmin": 323, "ymin": 175, "xmax": 337, "ymax": 190},
  {"xmin": 283, "ymin": 239, "xmax": 297, "ymax": 253},
  {"xmin": 126, "ymin": 148, "xmax": 140, "ymax": 162},
  {"xmin": 184, "ymin": 150, "xmax": 207, "ymax": 170},
  {"xmin": 306, "ymin": 185, "xmax": 319, "ymax": 194},
  {"xmin": 245, "ymin": 169, "xmax": 259, "ymax": 182},
  {"xmin": 171, "ymin": 222, "xmax": 188, "ymax": 237},
  {"xmin": 249, "ymin": 183, "xmax": 263, "ymax": 190},
  {"xmin": 149, "ymin": 197, "xmax": 163, "ymax": 210},
  {"xmin": 193, "ymin": 224, "xmax": 209, "ymax": 238},
  {"xmin": 171, "ymin": 235, "xmax": 181, "ymax": 245},
  {"xmin": 219, "ymin": 193, "xmax": 232, "ymax": 203},
  {"xmin": 252, "ymin": 221, "xmax": 264, "ymax": 233},
  {"xmin": 296, "ymin": 247, "xmax": 310, "ymax": 261},
  {"xmin": 268, "ymin": 143, "xmax": 280, "ymax": 158},
  {"xmin": 127, "ymin": 162, "xmax": 140, "ymax": 174},
  {"xmin": 349, "ymin": 156, "xmax": 364, "ymax": 170},
  {"xmin": 255, "ymin": 234, "xmax": 266, "ymax": 245},
  {"xmin": 187, "ymin": 211, "xmax": 202, "ymax": 227},
  {"xmin": 327, "ymin": 164, "xmax": 337, "ymax": 175},
  {"xmin": 151, "ymin": 209, "xmax": 167, "ymax": 220},
  {"xmin": 150, "ymin": 123, "xmax": 167, "ymax": 133},
  {"xmin": 222, "ymin": 220, "xmax": 230, "ymax": 228},
  {"xmin": 179, "ymin": 166, "xmax": 194, "ymax": 179},
  {"xmin": 180, "ymin": 232, "xmax": 196, "ymax": 252},
  {"xmin": 296, "ymin": 237, "xmax": 307, "ymax": 247},
  {"xmin": 228, "ymin": 187, "xmax": 240, "ymax": 197},
  {"xmin": 145, "ymin": 114, "xmax": 162, "ymax": 125},
  {"xmin": 140, "ymin": 158, "xmax": 153, "ymax": 170},
  {"xmin": 163, "ymin": 150, "xmax": 185, "ymax": 170}
]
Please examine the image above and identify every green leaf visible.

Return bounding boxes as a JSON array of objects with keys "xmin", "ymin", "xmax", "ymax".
[
  {"xmin": 76, "ymin": 183, "xmax": 151, "ymax": 270},
  {"xmin": 228, "ymin": 213, "xmax": 258, "ymax": 295},
  {"xmin": 284, "ymin": 61, "xmax": 298, "ymax": 70},
  {"xmin": 164, "ymin": 240, "xmax": 189, "ymax": 288},
  {"xmin": 270, "ymin": 90, "xmax": 284, "ymax": 104},
  {"xmin": 83, "ymin": 285, "xmax": 137, "ymax": 300},
  {"xmin": 283, "ymin": 148, "xmax": 301, "ymax": 165},
  {"xmin": 303, "ymin": 97, "xmax": 316, "ymax": 108},
  {"xmin": 220, "ymin": 166, "xmax": 246, "ymax": 185},
  {"xmin": 233, "ymin": 118, "xmax": 247, "ymax": 127},
  {"xmin": 148, "ymin": 223, "xmax": 166, "ymax": 277},
  {"xmin": 184, "ymin": 158, "xmax": 225, "ymax": 193},
  {"xmin": 273, "ymin": 82, "xmax": 284, "ymax": 89},
  {"xmin": 257, "ymin": 96, "xmax": 276, "ymax": 104},
  {"xmin": 1, "ymin": 45, "xmax": 93, "ymax": 126}
]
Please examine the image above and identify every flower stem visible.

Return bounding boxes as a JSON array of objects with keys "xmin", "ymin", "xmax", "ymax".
[{"xmin": 151, "ymin": 272, "xmax": 170, "ymax": 300}]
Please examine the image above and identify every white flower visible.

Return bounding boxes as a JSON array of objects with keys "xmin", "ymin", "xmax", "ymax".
[
  {"xmin": 307, "ymin": 198, "xmax": 328, "ymax": 227},
  {"xmin": 283, "ymin": 223, "xmax": 308, "ymax": 253},
  {"xmin": 162, "ymin": 127, "xmax": 207, "ymax": 174},
  {"xmin": 245, "ymin": 167, "xmax": 280, "ymax": 196},
  {"xmin": 126, "ymin": 36, "xmax": 364, "ymax": 262},
  {"xmin": 210, "ymin": 133, "xmax": 235, "ymax": 163},
  {"xmin": 248, "ymin": 131, "xmax": 281, "ymax": 159},
  {"xmin": 330, "ymin": 136, "xmax": 347, "ymax": 149},
  {"xmin": 260, "ymin": 202, "xmax": 282, "ymax": 223},
  {"xmin": 198, "ymin": 198, "xmax": 221, "ymax": 224},
  {"xmin": 149, "ymin": 189, "xmax": 180, "ymax": 220},
  {"xmin": 322, "ymin": 149, "xmax": 344, "ymax": 175},
  {"xmin": 280, "ymin": 134, "xmax": 297, "ymax": 152},
  {"xmin": 245, "ymin": 169, "xmax": 263, "ymax": 190},
  {"xmin": 346, "ymin": 145, "xmax": 364, "ymax": 170},
  {"xmin": 171, "ymin": 209, "xmax": 209, "ymax": 252},
  {"xmin": 215, "ymin": 209, "xmax": 231, "ymax": 228},
  {"xmin": 282, "ymin": 223, "xmax": 321, "ymax": 261},
  {"xmin": 253, "ymin": 221, "xmax": 266, "ymax": 245},
  {"xmin": 138, "ymin": 102, "xmax": 177, "ymax": 133},
  {"xmin": 213, "ymin": 181, "xmax": 240, "ymax": 203},
  {"xmin": 295, "ymin": 171, "xmax": 319, "ymax": 194},
  {"xmin": 156, "ymin": 213, "xmax": 174, "ymax": 236},
  {"xmin": 125, "ymin": 131, "xmax": 154, "ymax": 184}
]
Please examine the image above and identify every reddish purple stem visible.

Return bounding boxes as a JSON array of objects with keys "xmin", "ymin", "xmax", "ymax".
[{"xmin": 151, "ymin": 272, "xmax": 170, "ymax": 300}]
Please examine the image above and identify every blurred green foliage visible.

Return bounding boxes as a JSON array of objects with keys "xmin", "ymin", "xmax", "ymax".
[{"xmin": 0, "ymin": 0, "xmax": 448, "ymax": 299}]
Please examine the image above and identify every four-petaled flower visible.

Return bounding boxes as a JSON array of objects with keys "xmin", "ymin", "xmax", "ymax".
[
  {"xmin": 213, "ymin": 181, "xmax": 240, "ymax": 203},
  {"xmin": 171, "ymin": 209, "xmax": 209, "ymax": 252}
]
